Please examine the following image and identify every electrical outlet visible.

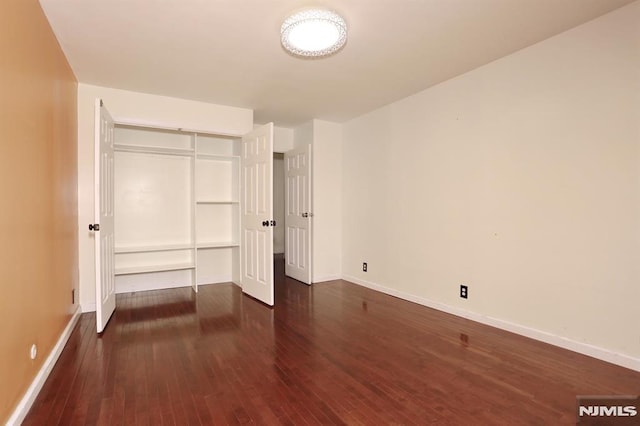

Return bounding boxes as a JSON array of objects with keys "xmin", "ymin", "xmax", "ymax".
[
  {"xmin": 362, "ymin": 262, "xmax": 367, "ymax": 272},
  {"xmin": 460, "ymin": 284, "xmax": 468, "ymax": 299}
]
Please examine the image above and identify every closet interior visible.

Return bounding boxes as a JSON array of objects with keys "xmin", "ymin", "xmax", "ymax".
[{"xmin": 113, "ymin": 125, "xmax": 240, "ymax": 293}]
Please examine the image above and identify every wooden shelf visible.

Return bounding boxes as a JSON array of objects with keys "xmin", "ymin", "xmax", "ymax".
[
  {"xmin": 115, "ymin": 244, "xmax": 194, "ymax": 254},
  {"xmin": 197, "ymin": 242, "xmax": 239, "ymax": 249},
  {"xmin": 115, "ymin": 262, "xmax": 195, "ymax": 276},
  {"xmin": 114, "ymin": 143, "xmax": 194, "ymax": 157}
]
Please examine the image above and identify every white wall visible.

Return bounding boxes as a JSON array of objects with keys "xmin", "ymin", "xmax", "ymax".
[
  {"xmin": 292, "ymin": 120, "xmax": 343, "ymax": 282},
  {"xmin": 77, "ymin": 83, "xmax": 253, "ymax": 311},
  {"xmin": 274, "ymin": 126, "xmax": 294, "ymax": 153},
  {"xmin": 312, "ymin": 121, "xmax": 343, "ymax": 282},
  {"xmin": 342, "ymin": 2, "xmax": 640, "ymax": 368},
  {"xmin": 293, "ymin": 121, "xmax": 313, "ymax": 148}
]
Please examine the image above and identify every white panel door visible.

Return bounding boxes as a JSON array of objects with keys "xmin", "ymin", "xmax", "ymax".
[
  {"xmin": 285, "ymin": 144, "xmax": 312, "ymax": 284},
  {"xmin": 240, "ymin": 123, "xmax": 274, "ymax": 306},
  {"xmin": 94, "ymin": 99, "xmax": 116, "ymax": 332}
]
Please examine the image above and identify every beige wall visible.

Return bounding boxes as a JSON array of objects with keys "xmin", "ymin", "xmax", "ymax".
[
  {"xmin": 77, "ymin": 84, "xmax": 253, "ymax": 311},
  {"xmin": 0, "ymin": 0, "xmax": 78, "ymax": 422},
  {"xmin": 342, "ymin": 2, "xmax": 640, "ymax": 364}
]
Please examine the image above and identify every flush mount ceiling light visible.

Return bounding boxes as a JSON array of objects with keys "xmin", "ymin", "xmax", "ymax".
[{"xmin": 281, "ymin": 9, "xmax": 347, "ymax": 58}]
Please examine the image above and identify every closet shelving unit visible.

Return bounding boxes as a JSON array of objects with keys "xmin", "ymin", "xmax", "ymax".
[
  {"xmin": 194, "ymin": 134, "xmax": 240, "ymax": 286},
  {"xmin": 112, "ymin": 125, "xmax": 240, "ymax": 292}
]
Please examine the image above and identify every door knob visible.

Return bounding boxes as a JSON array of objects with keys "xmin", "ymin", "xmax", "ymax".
[
  {"xmin": 262, "ymin": 221, "xmax": 269, "ymax": 227},
  {"xmin": 302, "ymin": 212, "xmax": 308, "ymax": 218},
  {"xmin": 88, "ymin": 223, "xmax": 100, "ymax": 231}
]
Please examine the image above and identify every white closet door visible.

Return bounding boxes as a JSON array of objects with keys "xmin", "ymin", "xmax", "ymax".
[
  {"xmin": 284, "ymin": 144, "xmax": 312, "ymax": 284},
  {"xmin": 240, "ymin": 123, "xmax": 274, "ymax": 306},
  {"xmin": 94, "ymin": 99, "xmax": 116, "ymax": 332}
]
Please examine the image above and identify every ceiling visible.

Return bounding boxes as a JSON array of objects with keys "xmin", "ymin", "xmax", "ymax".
[{"xmin": 39, "ymin": 0, "xmax": 635, "ymax": 127}]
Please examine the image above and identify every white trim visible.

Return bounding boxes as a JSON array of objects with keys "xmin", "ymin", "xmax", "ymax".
[
  {"xmin": 343, "ymin": 275, "xmax": 640, "ymax": 373},
  {"xmin": 114, "ymin": 117, "xmax": 243, "ymax": 138},
  {"xmin": 6, "ymin": 306, "xmax": 82, "ymax": 426},
  {"xmin": 312, "ymin": 274, "xmax": 342, "ymax": 283},
  {"xmin": 81, "ymin": 302, "xmax": 96, "ymax": 313},
  {"xmin": 197, "ymin": 274, "xmax": 233, "ymax": 286},
  {"xmin": 115, "ymin": 280, "xmax": 190, "ymax": 294},
  {"xmin": 199, "ymin": 279, "xmax": 233, "ymax": 287}
]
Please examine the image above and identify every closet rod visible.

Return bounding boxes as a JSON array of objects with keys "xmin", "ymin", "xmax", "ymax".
[{"xmin": 114, "ymin": 144, "xmax": 195, "ymax": 157}]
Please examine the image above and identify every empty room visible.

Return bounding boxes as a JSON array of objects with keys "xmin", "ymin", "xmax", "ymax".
[{"xmin": 1, "ymin": 0, "xmax": 639, "ymax": 424}]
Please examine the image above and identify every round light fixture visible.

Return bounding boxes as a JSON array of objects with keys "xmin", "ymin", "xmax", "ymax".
[{"xmin": 281, "ymin": 9, "xmax": 347, "ymax": 58}]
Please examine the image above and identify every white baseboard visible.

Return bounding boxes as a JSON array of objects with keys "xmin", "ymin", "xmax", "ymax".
[
  {"xmin": 198, "ymin": 278, "xmax": 232, "ymax": 287},
  {"xmin": 7, "ymin": 306, "xmax": 82, "ymax": 426},
  {"xmin": 343, "ymin": 275, "xmax": 640, "ymax": 373},
  {"xmin": 81, "ymin": 301, "xmax": 96, "ymax": 313},
  {"xmin": 313, "ymin": 274, "xmax": 342, "ymax": 283},
  {"xmin": 115, "ymin": 270, "xmax": 191, "ymax": 294},
  {"xmin": 197, "ymin": 275, "xmax": 233, "ymax": 286}
]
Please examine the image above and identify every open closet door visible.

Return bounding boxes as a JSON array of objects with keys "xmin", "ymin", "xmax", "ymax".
[
  {"xmin": 93, "ymin": 99, "xmax": 116, "ymax": 332},
  {"xmin": 284, "ymin": 144, "xmax": 313, "ymax": 284},
  {"xmin": 240, "ymin": 123, "xmax": 274, "ymax": 306}
]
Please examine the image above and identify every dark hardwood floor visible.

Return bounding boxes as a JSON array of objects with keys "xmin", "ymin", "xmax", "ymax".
[{"xmin": 24, "ymin": 257, "xmax": 640, "ymax": 425}]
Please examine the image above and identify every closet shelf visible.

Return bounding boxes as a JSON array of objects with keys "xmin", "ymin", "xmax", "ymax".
[
  {"xmin": 196, "ymin": 200, "xmax": 239, "ymax": 205},
  {"xmin": 115, "ymin": 263, "xmax": 195, "ymax": 276},
  {"xmin": 196, "ymin": 153, "xmax": 240, "ymax": 161},
  {"xmin": 115, "ymin": 244, "xmax": 194, "ymax": 254},
  {"xmin": 197, "ymin": 242, "xmax": 239, "ymax": 249},
  {"xmin": 114, "ymin": 143, "xmax": 194, "ymax": 157}
]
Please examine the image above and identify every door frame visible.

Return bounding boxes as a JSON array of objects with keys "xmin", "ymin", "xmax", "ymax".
[{"xmin": 93, "ymin": 109, "xmax": 277, "ymax": 333}]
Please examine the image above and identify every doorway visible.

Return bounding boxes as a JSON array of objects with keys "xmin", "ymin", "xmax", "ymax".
[{"xmin": 273, "ymin": 152, "xmax": 285, "ymax": 255}]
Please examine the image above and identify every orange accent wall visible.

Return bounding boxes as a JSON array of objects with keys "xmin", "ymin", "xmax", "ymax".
[{"xmin": 0, "ymin": 0, "xmax": 78, "ymax": 422}]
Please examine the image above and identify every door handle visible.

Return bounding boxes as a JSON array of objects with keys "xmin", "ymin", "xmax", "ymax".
[
  {"xmin": 262, "ymin": 221, "xmax": 269, "ymax": 227},
  {"xmin": 302, "ymin": 212, "xmax": 308, "ymax": 218},
  {"xmin": 89, "ymin": 223, "xmax": 100, "ymax": 231}
]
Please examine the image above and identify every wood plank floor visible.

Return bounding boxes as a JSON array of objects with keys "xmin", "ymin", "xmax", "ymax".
[{"xmin": 24, "ymin": 257, "xmax": 640, "ymax": 425}]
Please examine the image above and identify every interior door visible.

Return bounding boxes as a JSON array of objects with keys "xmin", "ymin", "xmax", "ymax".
[
  {"xmin": 284, "ymin": 144, "xmax": 312, "ymax": 284},
  {"xmin": 94, "ymin": 99, "xmax": 116, "ymax": 332},
  {"xmin": 240, "ymin": 123, "xmax": 274, "ymax": 306}
]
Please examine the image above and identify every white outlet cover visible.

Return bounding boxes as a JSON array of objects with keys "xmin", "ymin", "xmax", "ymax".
[{"xmin": 30, "ymin": 344, "xmax": 37, "ymax": 360}]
